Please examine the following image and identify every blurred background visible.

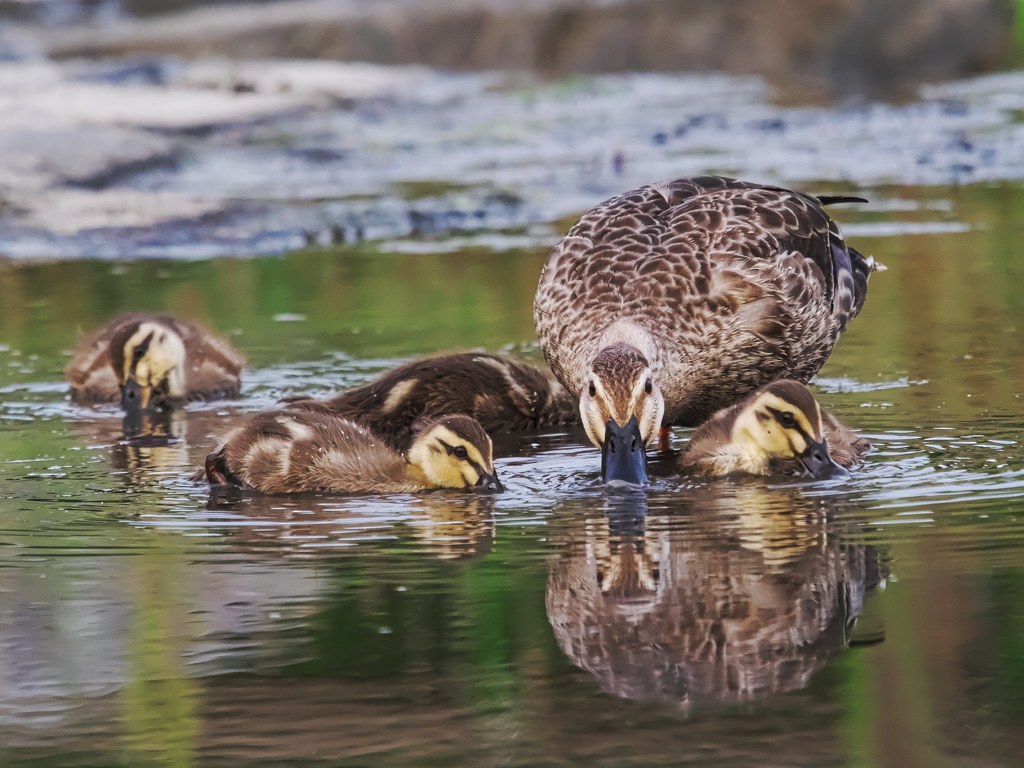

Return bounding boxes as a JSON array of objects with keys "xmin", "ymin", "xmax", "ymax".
[{"xmin": 2, "ymin": 1, "xmax": 1024, "ymax": 767}]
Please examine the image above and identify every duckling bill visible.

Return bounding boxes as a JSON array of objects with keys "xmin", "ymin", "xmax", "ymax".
[
  {"xmin": 203, "ymin": 406, "xmax": 502, "ymax": 495},
  {"xmin": 66, "ymin": 313, "xmax": 244, "ymax": 414},
  {"xmin": 678, "ymin": 380, "xmax": 869, "ymax": 479}
]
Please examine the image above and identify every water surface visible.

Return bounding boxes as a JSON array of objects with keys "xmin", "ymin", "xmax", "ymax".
[{"xmin": 1, "ymin": 182, "xmax": 1023, "ymax": 766}]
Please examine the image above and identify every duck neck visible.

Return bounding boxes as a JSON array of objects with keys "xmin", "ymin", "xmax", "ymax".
[
  {"xmin": 728, "ymin": 412, "xmax": 771, "ymax": 474},
  {"xmin": 404, "ymin": 444, "xmax": 431, "ymax": 486},
  {"xmin": 405, "ymin": 461, "xmax": 429, "ymax": 486}
]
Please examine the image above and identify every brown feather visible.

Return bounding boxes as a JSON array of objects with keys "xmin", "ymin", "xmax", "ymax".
[{"xmin": 286, "ymin": 353, "xmax": 578, "ymax": 450}]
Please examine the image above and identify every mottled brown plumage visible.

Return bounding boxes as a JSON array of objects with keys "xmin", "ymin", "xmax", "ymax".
[
  {"xmin": 66, "ymin": 313, "xmax": 244, "ymax": 407},
  {"xmin": 534, "ymin": 176, "xmax": 883, "ymax": 431},
  {"xmin": 679, "ymin": 380, "xmax": 870, "ymax": 477},
  {"xmin": 286, "ymin": 353, "xmax": 577, "ymax": 450},
  {"xmin": 203, "ymin": 408, "xmax": 501, "ymax": 495}
]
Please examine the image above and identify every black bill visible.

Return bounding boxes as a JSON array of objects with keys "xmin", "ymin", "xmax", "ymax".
[
  {"xmin": 601, "ymin": 416, "xmax": 649, "ymax": 486},
  {"xmin": 800, "ymin": 438, "xmax": 850, "ymax": 480},
  {"xmin": 120, "ymin": 378, "xmax": 153, "ymax": 413},
  {"xmin": 474, "ymin": 470, "xmax": 504, "ymax": 493}
]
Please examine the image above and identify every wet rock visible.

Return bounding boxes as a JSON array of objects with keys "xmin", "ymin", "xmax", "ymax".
[
  {"xmin": 0, "ymin": 56, "xmax": 478, "ymax": 253},
  {"xmin": 27, "ymin": 0, "xmax": 1014, "ymax": 99},
  {"xmin": 2, "ymin": 58, "xmax": 1024, "ymax": 260}
]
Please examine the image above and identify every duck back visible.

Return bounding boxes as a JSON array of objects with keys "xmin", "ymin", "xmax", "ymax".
[{"xmin": 294, "ymin": 353, "xmax": 577, "ymax": 449}]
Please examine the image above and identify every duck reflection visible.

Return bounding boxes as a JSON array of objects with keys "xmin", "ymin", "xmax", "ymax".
[
  {"xmin": 110, "ymin": 411, "xmax": 189, "ymax": 478},
  {"xmin": 67, "ymin": 407, "xmax": 250, "ymax": 487},
  {"xmin": 204, "ymin": 491, "xmax": 496, "ymax": 561},
  {"xmin": 546, "ymin": 486, "xmax": 881, "ymax": 706}
]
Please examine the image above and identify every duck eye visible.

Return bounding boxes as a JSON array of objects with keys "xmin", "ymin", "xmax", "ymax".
[
  {"xmin": 452, "ymin": 446, "xmax": 469, "ymax": 460},
  {"xmin": 644, "ymin": 379, "xmax": 653, "ymax": 394},
  {"xmin": 778, "ymin": 412, "xmax": 797, "ymax": 428},
  {"xmin": 588, "ymin": 382, "xmax": 597, "ymax": 397}
]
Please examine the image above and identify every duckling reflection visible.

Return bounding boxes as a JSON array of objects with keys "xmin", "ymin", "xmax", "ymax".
[
  {"xmin": 408, "ymin": 494, "xmax": 495, "ymax": 561},
  {"xmin": 203, "ymin": 492, "xmax": 495, "ymax": 561},
  {"xmin": 67, "ymin": 407, "xmax": 251, "ymax": 489},
  {"xmin": 546, "ymin": 487, "xmax": 879, "ymax": 706},
  {"xmin": 110, "ymin": 411, "xmax": 191, "ymax": 483}
]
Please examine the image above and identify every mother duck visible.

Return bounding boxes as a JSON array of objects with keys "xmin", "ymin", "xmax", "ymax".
[{"xmin": 533, "ymin": 176, "xmax": 883, "ymax": 484}]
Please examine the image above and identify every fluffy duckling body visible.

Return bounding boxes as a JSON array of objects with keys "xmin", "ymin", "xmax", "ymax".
[
  {"xmin": 204, "ymin": 406, "xmax": 502, "ymax": 495},
  {"xmin": 534, "ymin": 176, "xmax": 883, "ymax": 483},
  {"xmin": 678, "ymin": 380, "xmax": 868, "ymax": 479},
  {"xmin": 67, "ymin": 313, "xmax": 244, "ymax": 413},
  {"xmin": 286, "ymin": 353, "xmax": 577, "ymax": 450}
]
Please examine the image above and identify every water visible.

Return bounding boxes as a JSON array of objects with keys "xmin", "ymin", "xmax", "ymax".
[{"xmin": 1, "ymin": 180, "xmax": 1024, "ymax": 766}]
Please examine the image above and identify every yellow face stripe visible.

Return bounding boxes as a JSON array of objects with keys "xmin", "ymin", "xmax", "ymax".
[{"xmin": 757, "ymin": 392, "xmax": 822, "ymax": 440}]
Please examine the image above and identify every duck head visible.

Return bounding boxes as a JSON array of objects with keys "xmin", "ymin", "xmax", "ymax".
[
  {"xmin": 111, "ymin": 321, "xmax": 187, "ymax": 414},
  {"xmin": 407, "ymin": 415, "xmax": 503, "ymax": 492},
  {"xmin": 731, "ymin": 380, "xmax": 847, "ymax": 480},
  {"xmin": 581, "ymin": 344, "xmax": 664, "ymax": 486}
]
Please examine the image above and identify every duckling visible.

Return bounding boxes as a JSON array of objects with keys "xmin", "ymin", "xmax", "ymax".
[
  {"xmin": 203, "ymin": 405, "xmax": 502, "ymax": 495},
  {"xmin": 678, "ymin": 380, "xmax": 869, "ymax": 478},
  {"xmin": 66, "ymin": 313, "xmax": 244, "ymax": 414},
  {"xmin": 285, "ymin": 352, "xmax": 577, "ymax": 450},
  {"xmin": 533, "ymin": 176, "xmax": 884, "ymax": 484}
]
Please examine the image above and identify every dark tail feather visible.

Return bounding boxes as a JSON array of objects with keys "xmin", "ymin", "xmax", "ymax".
[{"xmin": 817, "ymin": 195, "xmax": 868, "ymax": 206}]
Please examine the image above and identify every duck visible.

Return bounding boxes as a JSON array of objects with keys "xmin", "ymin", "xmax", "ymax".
[
  {"xmin": 202, "ymin": 405, "xmax": 503, "ymax": 495},
  {"xmin": 678, "ymin": 380, "xmax": 869, "ymax": 479},
  {"xmin": 284, "ymin": 352, "xmax": 577, "ymax": 450},
  {"xmin": 66, "ymin": 313, "xmax": 244, "ymax": 414},
  {"xmin": 533, "ymin": 175, "xmax": 884, "ymax": 484}
]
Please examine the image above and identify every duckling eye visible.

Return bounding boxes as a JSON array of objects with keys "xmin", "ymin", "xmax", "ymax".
[
  {"xmin": 452, "ymin": 446, "xmax": 469, "ymax": 460},
  {"xmin": 588, "ymin": 382, "xmax": 597, "ymax": 397},
  {"xmin": 644, "ymin": 379, "xmax": 652, "ymax": 394},
  {"xmin": 778, "ymin": 412, "xmax": 798, "ymax": 429}
]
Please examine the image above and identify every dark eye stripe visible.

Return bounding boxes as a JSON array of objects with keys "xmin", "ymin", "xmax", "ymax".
[
  {"xmin": 130, "ymin": 332, "xmax": 155, "ymax": 370},
  {"xmin": 438, "ymin": 439, "xmax": 484, "ymax": 472},
  {"xmin": 765, "ymin": 406, "xmax": 812, "ymax": 442}
]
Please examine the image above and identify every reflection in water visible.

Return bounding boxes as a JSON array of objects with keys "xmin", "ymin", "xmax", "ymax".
[
  {"xmin": 121, "ymin": 552, "xmax": 199, "ymax": 768},
  {"xmin": 546, "ymin": 487, "xmax": 882, "ymax": 707},
  {"xmin": 66, "ymin": 407, "xmax": 248, "ymax": 489},
  {"xmin": 206, "ymin": 492, "xmax": 496, "ymax": 561}
]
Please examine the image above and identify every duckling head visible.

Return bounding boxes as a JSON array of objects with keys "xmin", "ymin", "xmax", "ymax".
[
  {"xmin": 581, "ymin": 344, "xmax": 664, "ymax": 486},
  {"xmin": 732, "ymin": 380, "xmax": 847, "ymax": 480},
  {"xmin": 111, "ymin": 321, "xmax": 187, "ymax": 414},
  {"xmin": 407, "ymin": 415, "xmax": 503, "ymax": 492}
]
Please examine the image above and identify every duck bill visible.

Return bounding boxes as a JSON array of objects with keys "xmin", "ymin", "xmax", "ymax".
[
  {"xmin": 474, "ymin": 470, "xmax": 504, "ymax": 493},
  {"xmin": 799, "ymin": 438, "xmax": 849, "ymax": 480},
  {"xmin": 601, "ymin": 416, "xmax": 649, "ymax": 486},
  {"xmin": 120, "ymin": 379, "xmax": 153, "ymax": 413}
]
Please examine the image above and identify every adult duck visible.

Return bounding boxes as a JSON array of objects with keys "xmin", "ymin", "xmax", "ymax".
[{"xmin": 533, "ymin": 176, "xmax": 882, "ymax": 484}]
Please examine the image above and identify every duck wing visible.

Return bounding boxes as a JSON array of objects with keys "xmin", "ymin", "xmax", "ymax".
[
  {"xmin": 218, "ymin": 407, "xmax": 412, "ymax": 494},
  {"xmin": 174, "ymin": 318, "xmax": 246, "ymax": 401},
  {"xmin": 315, "ymin": 354, "xmax": 577, "ymax": 450}
]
